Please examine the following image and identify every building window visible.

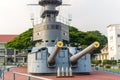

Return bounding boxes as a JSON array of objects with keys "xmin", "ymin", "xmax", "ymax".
[
  {"xmin": 0, "ymin": 49, "xmax": 5, "ymax": 54},
  {"xmin": 110, "ymin": 46, "xmax": 114, "ymax": 51},
  {"xmin": 111, "ymin": 57, "xmax": 114, "ymax": 60},
  {"xmin": 15, "ymin": 51, "xmax": 19, "ymax": 55},
  {"xmin": 0, "ymin": 43, "xmax": 5, "ymax": 48},
  {"xmin": 7, "ymin": 49, "xmax": 14, "ymax": 55},
  {"xmin": 117, "ymin": 34, "xmax": 120, "ymax": 37},
  {"xmin": 110, "ymin": 36, "xmax": 113, "ymax": 40},
  {"xmin": 37, "ymin": 33, "xmax": 39, "ymax": 35},
  {"xmin": 51, "ymin": 25, "xmax": 55, "ymax": 29},
  {"xmin": 0, "ymin": 57, "xmax": 4, "ymax": 62},
  {"xmin": 16, "ymin": 57, "xmax": 23, "ymax": 62},
  {"xmin": 56, "ymin": 25, "xmax": 60, "ymax": 29},
  {"xmin": 118, "ymin": 45, "xmax": 120, "ymax": 47}
]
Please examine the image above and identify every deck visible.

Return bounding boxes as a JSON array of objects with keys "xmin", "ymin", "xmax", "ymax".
[{"xmin": 3, "ymin": 67, "xmax": 120, "ymax": 80}]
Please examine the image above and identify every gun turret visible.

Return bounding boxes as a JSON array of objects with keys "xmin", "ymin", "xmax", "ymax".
[
  {"xmin": 48, "ymin": 41, "xmax": 63, "ymax": 63},
  {"xmin": 70, "ymin": 41, "xmax": 100, "ymax": 63}
]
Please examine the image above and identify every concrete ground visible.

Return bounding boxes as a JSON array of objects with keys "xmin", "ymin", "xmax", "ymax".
[{"xmin": 3, "ymin": 67, "xmax": 120, "ymax": 80}]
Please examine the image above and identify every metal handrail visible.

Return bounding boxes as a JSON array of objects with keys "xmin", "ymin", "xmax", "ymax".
[{"xmin": 13, "ymin": 72, "xmax": 52, "ymax": 80}]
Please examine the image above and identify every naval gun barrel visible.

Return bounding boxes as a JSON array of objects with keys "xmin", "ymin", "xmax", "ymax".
[
  {"xmin": 70, "ymin": 41, "xmax": 100, "ymax": 63},
  {"xmin": 48, "ymin": 41, "xmax": 63, "ymax": 63}
]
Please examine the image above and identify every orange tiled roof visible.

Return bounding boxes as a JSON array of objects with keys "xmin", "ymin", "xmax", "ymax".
[
  {"xmin": 0, "ymin": 34, "xmax": 18, "ymax": 42},
  {"xmin": 102, "ymin": 44, "xmax": 108, "ymax": 51}
]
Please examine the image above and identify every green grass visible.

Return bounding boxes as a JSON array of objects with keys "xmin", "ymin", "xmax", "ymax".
[{"xmin": 106, "ymin": 68, "xmax": 120, "ymax": 72}]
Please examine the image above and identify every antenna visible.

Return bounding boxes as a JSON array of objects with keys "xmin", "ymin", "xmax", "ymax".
[
  {"xmin": 27, "ymin": 4, "xmax": 71, "ymax": 6},
  {"xmin": 57, "ymin": 2, "xmax": 71, "ymax": 24},
  {"xmin": 30, "ymin": 13, "xmax": 34, "ymax": 27},
  {"xmin": 27, "ymin": 4, "xmax": 40, "ymax": 6},
  {"xmin": 68, "ymin": 14, "xmax": 72, "ymax": 26},
  {"xmin": 62, "ymin": 4, "xmax": 71, "ymax": 6}
]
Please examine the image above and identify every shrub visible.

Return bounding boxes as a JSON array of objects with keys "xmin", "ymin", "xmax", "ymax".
[
  {"xmin": 99, "ymin": 64, "xmax": 103, "ymax": 67},
  {"xmin": 91, "ymin": 64, "xmax": 95, "ymax": 67},
  {"xmin": 103, "ymin": 60, "xmax": 110, "ymax": 65},
  {"xmin": 111, "ymin": 60, "xmax": 117, "ymax": 65},
  {"xmin": 91, "ymin": 60, "xmax": 101, "ymax": 66},
  {"xmin": 2, "ymin": 62, "xmax": 5, "ymax": 66},
  {"xmin": 105, "ymin": 64, "xmax": 111, "ymax": 69},
  {"xmin": 118, "ymin": 59, "xmax": 120, "ymax": 63}
]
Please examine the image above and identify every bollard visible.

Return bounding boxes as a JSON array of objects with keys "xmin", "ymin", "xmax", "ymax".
[
  {"xmin": 61, "ymin": 66, "xmax": 64, "ymax": 77},
  {"xmin": 65, "ymin": 67, "xmax": 68, "ymax": 77},
  {"xmin": 69, "ymin": 67, "xmax": 72, "ymax": 77},
  {"xmin": 27, "ymin": 76, "xmax": 30, "ymax": 80},
  {"xmin": 57, "ymin": 67, "xmax": 60, "ymax": 77},
  {"xmin": 2, "ymin": 71, "xmax": 4, "ymax": 80},
  {"xmin": 13, "ymin": 73, "xmax": 15, "ymax": 80}
]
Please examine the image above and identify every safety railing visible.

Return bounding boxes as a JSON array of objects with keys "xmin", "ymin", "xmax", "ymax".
[{"xmin": 13, "ymin": 72, "xmax": 52, "ymax": 80}]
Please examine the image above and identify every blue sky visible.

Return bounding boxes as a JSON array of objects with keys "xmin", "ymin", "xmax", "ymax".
[{"xmin": 0, "ymin": 0, "xmax": 120, "ymax": 36}]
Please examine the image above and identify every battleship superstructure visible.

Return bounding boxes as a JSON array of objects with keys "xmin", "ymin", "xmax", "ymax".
[{"xmin": 28, "ymin": 0, "xmax": 99, "ymax": 76}]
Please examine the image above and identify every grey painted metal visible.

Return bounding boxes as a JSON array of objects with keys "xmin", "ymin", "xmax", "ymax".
[
  {"xmin": 27, "ymin": 76, "xmax": 30, "ymax": 80},
  {"xmin": 28, "ymin": 0, "xmax": 99, "ymax": 75},
  {"xmin": 48, "ymin": 41, "xmax": 63, "ymax": 63},
  {"xmin": 28, "ymin": 46, "xmax": 93, "ymax": 73},
  {"xmin": 70, "ymin": 42, "xmax": 100, "ymax": 62}
]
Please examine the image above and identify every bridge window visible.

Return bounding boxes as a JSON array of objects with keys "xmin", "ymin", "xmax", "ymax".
[
  {"xmin": 51, "ymin": 40, "xmax": 55, "ymax": 42},
  {"xmin": 45, "ymin": 40, "xmax": 48, "ymax": 42}
]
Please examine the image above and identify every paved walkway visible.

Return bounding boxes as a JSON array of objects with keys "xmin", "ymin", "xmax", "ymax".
[{"xmin": 3, "ymin": 67, "xmax": 120, "ymax": 80}]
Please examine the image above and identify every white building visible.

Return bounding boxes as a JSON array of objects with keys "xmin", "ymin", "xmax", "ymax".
[
  {"xmin": 0, "ymin": 35, "xmax": 27, "ymax": 65},
  {"xmin": 107, "ymin": 24, "xmax": 120, "ymax": 60},
  {"xmin": 95, "ymin": 44, "xmax": 109, "ymax": 61}
]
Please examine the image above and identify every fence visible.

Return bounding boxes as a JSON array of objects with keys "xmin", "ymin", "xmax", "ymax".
[
  {"xmin": 92, "ymin": 67, "xmax": 120, "ymax": 75},
  {"xmin": 13, "ymin": 72, "xmax": 52, "ymax": 80}
]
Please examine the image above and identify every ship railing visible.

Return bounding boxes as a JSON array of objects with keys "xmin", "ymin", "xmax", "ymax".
[
  {"xmin": 56, "ymin": 15, "xmax": 71, "ymax": 25},
  {"xmin": 13, "ymin": 72, "xmax": 52, "ymax": 80}
]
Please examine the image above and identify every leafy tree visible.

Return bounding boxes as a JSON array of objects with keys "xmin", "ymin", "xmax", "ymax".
[
  {"xmin": 111, "ymin": 60, "xmax": 117, "ymax": 65},
  {"xmin": 85, "ymin": 31, "xmax": 107, "ymax": 53},
  {"xmin": 91, "ymin": 60, "xmax": 102, "ymax": 66},
  {"xmin": 69, "ymin": 26, "xmax": 80, "ymax": 46},
  {"xmin": 118, "ymin": 59, "xmax": 120, "ymax": 68},
  {"xmin": 5, "ymin": 28, "xmax": 33, "ymax": 50},
  {"xmin": 103, "ymin": 60, "xmax": 110, "ymax": 65},
  {"xmin": 118, "ymin": 59, "xmax": 120, "ymax": 63},
  {"xmin": 102, "ymin": 60, "xmax": 117, "ymax": 65},
  {"xmin": 6, "ymin": 26, "xmax": 107, "ymax": 53},
  {"xmin": 69, "ymin": 26, "xmax": 79, "ymax": 32},
  {"xmin": 69, "ymin": 26, "xmax": 107, "ymax": 52}
]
